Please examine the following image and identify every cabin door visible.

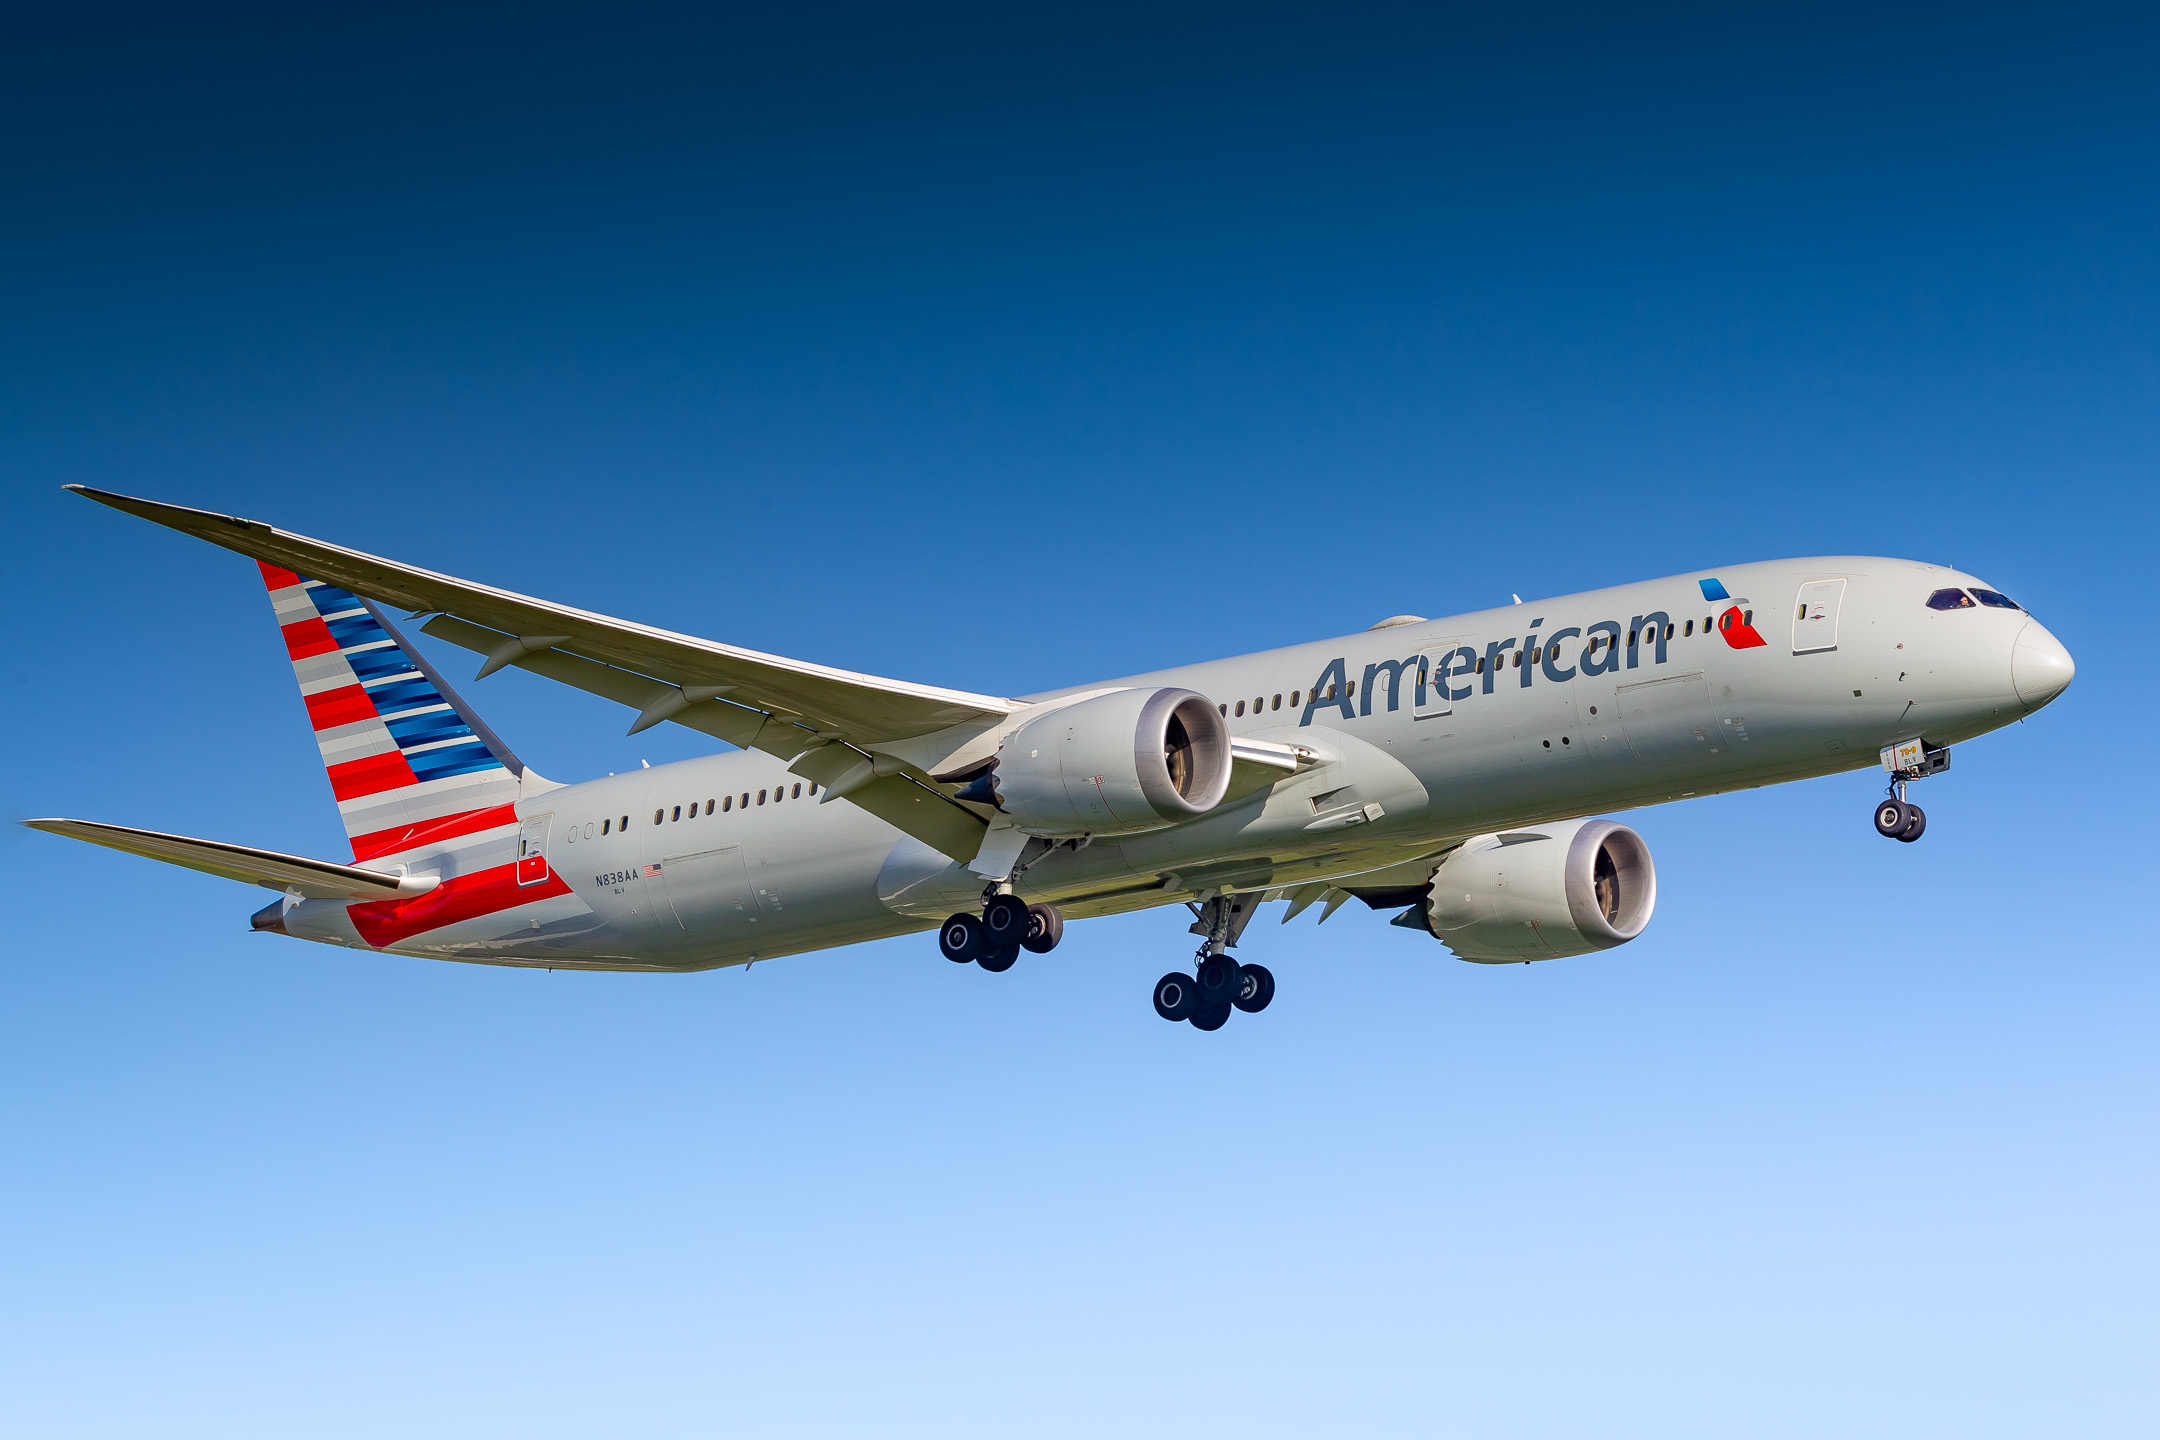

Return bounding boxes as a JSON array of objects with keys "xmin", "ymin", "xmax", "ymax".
[
  {"xmin": 1791, "ymin": 578, "xmax": 1847, "ymax": 654},
  {"xmin": 515, "ymin": 814, "xmax": 553, "ymax": 886}
]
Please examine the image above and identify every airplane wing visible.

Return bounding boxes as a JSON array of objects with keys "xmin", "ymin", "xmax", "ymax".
[
  {"xmin": 68, "ymin": 487, "xmax": 1016, "ymax": 749},
  {"xmin": 69, "ymin": 487, "xmax": 1011, "ymax": 861},
  {"xmin": 25, "ymin": 819, "xmax": 439, "ymax": 900}
]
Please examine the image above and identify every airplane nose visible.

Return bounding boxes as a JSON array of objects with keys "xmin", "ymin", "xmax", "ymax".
[{"xmin": 2011, "ymin": 619, "xmax": 2074, "ymax": 712}]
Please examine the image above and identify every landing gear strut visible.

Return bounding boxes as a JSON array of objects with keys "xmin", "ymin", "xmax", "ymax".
[
  {"xmin": 1873, "ymin": 739, "xmax": 1948, "ymax": 843},
  {"xmin": 1152, "ymin": 892, "xmax": 1273, "ymax": 1031},
  {"xmin": 939, "ymin": 890, "xmax": 1063, "ymax": 971}
]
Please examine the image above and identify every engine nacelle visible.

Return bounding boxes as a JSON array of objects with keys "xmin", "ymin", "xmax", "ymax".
[
  {"xmin": 954, "ymin": 688, "xmax": 1232, "ymax": 838},
  {"xmin": 1422, "ymin": 818, "xmax": 1656, "ymax": 963}
]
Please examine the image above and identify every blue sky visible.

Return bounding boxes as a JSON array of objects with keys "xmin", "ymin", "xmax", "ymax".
[{"xmin": 4, "ymin": 6, "xmax": 2155, "ymax": 1436}]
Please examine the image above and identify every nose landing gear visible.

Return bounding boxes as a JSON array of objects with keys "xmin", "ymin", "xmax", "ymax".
[
  {"xmin": 1872, "ymin": 738, "xmax": 1949, "ymax": 842},
  {"xmin": 1152, "ymin": 892, "xmax": 1273, "ymax": 1031},
  {"xmin": 1874, "ymin": 795, "xmax": 1927, "ymax": 842}
]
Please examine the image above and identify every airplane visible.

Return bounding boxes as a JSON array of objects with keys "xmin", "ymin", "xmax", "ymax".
[{"xmin": 29, "ymin": 487, "xmax": 2074, "ymax": 1030}]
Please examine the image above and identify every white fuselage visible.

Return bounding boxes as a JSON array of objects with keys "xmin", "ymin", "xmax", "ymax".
[{"xmin": 280, "ymin": 556, "xmax": 2068, "ymax": 969}]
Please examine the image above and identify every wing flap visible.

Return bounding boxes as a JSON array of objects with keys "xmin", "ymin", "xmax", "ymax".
[{"xmin": 25, "ymin": 819, "xmax": 434, "ymax": 900}]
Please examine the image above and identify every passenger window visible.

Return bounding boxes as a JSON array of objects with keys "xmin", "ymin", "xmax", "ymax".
[
  {"xmin": 1346, "ymin": 680, "xmax": 1356, "ymax": 697},
  {"xmin": 1234, "ymin": 701, "xmax": 1245, "ymax": 717},
  {"xmin": 1926, "ymin": 588, "xmax": 1975, "ymax": 610},
  {"xmin": 602, "ymin": 818, "xmax": 611, "ymax": 835},
  {"xmin": 706, "ymin": 800, "xmax": 715, "ymax": 814},
  {"xmin": 1972, "ymin": 588, "xmax": 2020, "ymax": 609},
  {"xmin": 809, "ymin": 783, "xmax": 818, "ymax": 795},
  {"xmin": 1685, "ymin": 620, "xmax": 1694, "ymax": 636},
  {"xmin": 1291, "ymin": 690, "xmax": 1300, "ymax": 706},
  {"xmin": 1743, "ymin": 610, "xmax": 1753, "ymax": 625},
  {"xmin": 1272, "ymin": 694, "xmax": 1281, "ymax": 710},
  {"xmin": 1218, "ymin": 703, "xmax": 1227, "ymax": 716},
  {"xmin": 758, "ymin": 789, "xmax": 767, "ymax": 805},
  {"xmin": 740, "ymin": 793, "xmax": 749, "ymax": 808},
  {"xmin": 672, "ymin": 805, "xmax": 681, "ymax": 821},
  {"xmin": 620, "ymin": 815, "xmax": 629, "ymax": 830},
  {"xmin": 722, "ymin": 795, "xmax": 732, "ymax": 812},
  {"xmin": 654, "ymin": 809, "xmax": 664, "ymax": 825},
  {"xmin": 792, "ymin": 783, "xmax": 802, "ymax": 798}
]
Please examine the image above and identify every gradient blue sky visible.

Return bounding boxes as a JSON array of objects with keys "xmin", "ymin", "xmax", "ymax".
[{"xmin": 4, "ymin": 6, "xmax": 2156, "ymax": 1436}]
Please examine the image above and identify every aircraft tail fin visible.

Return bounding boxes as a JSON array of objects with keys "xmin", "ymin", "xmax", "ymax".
[{"xmin": 258, "ymin": 562, "xmax": 530, "ymax": 863}]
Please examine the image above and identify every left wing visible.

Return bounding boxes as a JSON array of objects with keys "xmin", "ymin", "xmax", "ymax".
[{"xmin": 69, "ymin": 487, "xmax": 1006, "ymax": 861}]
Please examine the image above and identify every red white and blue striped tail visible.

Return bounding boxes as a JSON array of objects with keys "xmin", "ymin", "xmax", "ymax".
[{"xmin": 260, "ymin": 562, "xmax": 527, "ymax": 864}]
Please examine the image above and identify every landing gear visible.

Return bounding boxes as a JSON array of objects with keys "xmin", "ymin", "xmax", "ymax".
[
  {"xmin": 1021, "ymin": 903, "xmax": 1063, "ymax": 953},
  {"xmin": 982, "ymin": 893, "xmax": 1031, "ymax": 948},
  {"xmin": 1874, "ymin": 797, "xmax": 1926, "ymax": 842},
  {"xmin": 1874, "ymin": 742, "xmax": 1947, "ymax": 843},
  {"xmin": 1152, "ymin": 893, "xmax": 1272, "ymax": 1031},
  {"xmin": 940, "ymin": 895, "xmax": 1063, "ymax": 970},
  {"xmin": 1233, "ymin": 963, "xmax": 1275, "ymax": 1013},
  {"xmin": 939, "ymin": 913, "xmax": 984, "ymax": 962}
]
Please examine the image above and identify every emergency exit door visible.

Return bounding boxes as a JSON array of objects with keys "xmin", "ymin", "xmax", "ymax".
[{"xmin": 1791, "ymin": 578, "xmax": 1847, "ymax": 654}]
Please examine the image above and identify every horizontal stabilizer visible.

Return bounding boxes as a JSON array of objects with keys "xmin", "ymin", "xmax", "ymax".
[{"xmin": 23, "ymin": 819, "xmax": 440, "ymax": 900}]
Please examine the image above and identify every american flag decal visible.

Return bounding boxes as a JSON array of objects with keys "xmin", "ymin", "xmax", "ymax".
[{"xmin": 643, "ymin": 863, "xmax": 663, "ymax": 878}]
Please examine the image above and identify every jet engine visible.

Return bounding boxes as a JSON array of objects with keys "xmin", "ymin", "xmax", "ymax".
[
  {"xmin": 942, "ymin": 687, "xmax": 1232, "ymax": 838},
  {"xmin": 1419, "ymin": 818, "xmax": 1656, "ymax": 963}
]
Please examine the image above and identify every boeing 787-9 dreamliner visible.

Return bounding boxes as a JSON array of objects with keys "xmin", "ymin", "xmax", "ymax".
[{"xmin": 30, "ymin": 488, "xmax": 2074, "ymax": 1031}]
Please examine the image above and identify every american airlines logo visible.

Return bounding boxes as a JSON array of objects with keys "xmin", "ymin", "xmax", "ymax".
[{"xmin": 1299, "ymin": 577, "xmax": 1761, "ymax": 727}]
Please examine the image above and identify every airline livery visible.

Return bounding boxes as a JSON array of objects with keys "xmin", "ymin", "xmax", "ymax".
[{"xmin": 31, "ymin": 489, "xmax": 2074, "ymax": 1031}]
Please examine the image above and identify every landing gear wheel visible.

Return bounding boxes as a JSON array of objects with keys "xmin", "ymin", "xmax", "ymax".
[
  {"xmin": 977, "ymin": 944, "xmax": 1019, "ymax": 973},
  {"xmin": 938, "ymin": 913, "xmax": 984, "ymax": 963},
  {"xmin": 1874, "ymin": 799, "xmax": 1912, "ymax": 838},
  {"xmin": 1020, "ymin": 902, "xmax": 1064, "ymax": 954},
  {"xmin": 1152, "ymin": 972, "xmax": 1197, "ymax": 1021},
  {"xmin": 982, "ymin": 893, "xmax": 1031, "ymax": 948},
  {"xmin": 1232, "ymin": 962, "xmax": 1275, "ymax": 1013},
  {"xmin": 1194, "ymin": 954, "xmax": 1244, "ymax": 1012},
  {"xmin": 1189, "ymin": 1004, "xmax": 1233, "ymax": 1032},
  {"xmin": 1897, "ymin": 803, "xmax": 1927, "ymax": 842}
]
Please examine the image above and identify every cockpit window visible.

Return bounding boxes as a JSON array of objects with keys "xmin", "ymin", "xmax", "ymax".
[
  {"xmin": 1926, "ymin": 588, "xmax": 1976, "ymax": 610},
  {"xmin": 1971, "ymin": 588, "xmax": 2020, "ymax": 610}
]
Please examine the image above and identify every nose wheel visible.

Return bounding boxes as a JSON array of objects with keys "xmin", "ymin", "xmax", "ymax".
[
  {"xmin": 1874, "ymin": 796, "xmax": 1927, "ymax": 842},
  {"xmin": 1872, "ymin": 767, "xmax": 1929, "ymax": 843}
]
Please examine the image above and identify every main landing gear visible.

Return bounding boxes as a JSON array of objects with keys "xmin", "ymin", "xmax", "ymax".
[
  {"xmin": 1153, "ymin": 892, "xmax": 1273, "ymax": 1032},
  {"xmin": 938, "ymin": 890, "xmax": 1063, "ymax": 971}
]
